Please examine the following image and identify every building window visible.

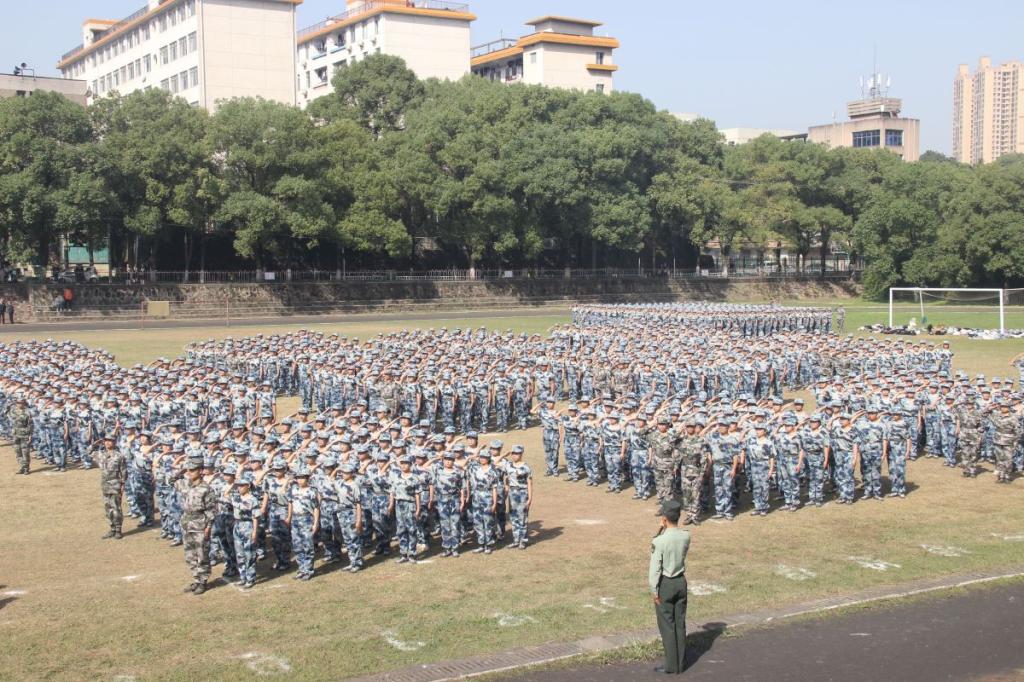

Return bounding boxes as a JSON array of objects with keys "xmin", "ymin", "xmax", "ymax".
[
  {"xmin": 170, "ymin": 42, "xmax": 178, "ymax": 61},
  {"xmin": 170, "ymin": 9, "xmax": 178, "ymax": 27},
  {"xmin": 530, "ymin": 52, "xmax": 537, "ymax": 64},
  {"xmin": 189, "ymin": 66, "xmax": 198, "ymax": 88},
  {"xmin": 143, "ymin": 24, "xmax": 150, "ymax": 41},
  {"xmin": 179, "ymin": 37, "xmax": 188, "ymax": 56},
  {"xmin": 187, "ymin": 0, "xmax": 196, "ymax": 18},
  {"xmin": 596, "ymin": 51, "xmax": 604, "ymax": 65},
  {"xmin": 852, "ymin": 130, "xmax": 880, "ymax": 148},
  {"xmin": 160, "ymin": 78, "xmax": 169, "ymax": 91},
  {"xmin": 128, "ymin": 63, "xmax": 135, "ymax": 80},
  {"xmin": 170, "ymin": 75, "xmax": 179, "ymax": 93},
  {"xmin": 336, "ymin": 32, "xmax": 346, "ymax": 48},
  {"xmin": 144, "ymin": 55, "xmax": 151, "ymax": 73},
  {"xmin": 188, "ymin": 31, "xmax": 197, "ymax": 53},
  {"xmin": 160, "ymin": 46, "xmax": 169, "ymax": 65},
  {"xmin": 885, "ymin": 129, "xmax": 904, "ymax": 147},
  {"xmin": 596, "ymin": 84, "xmax": 605, "ymax": 94}
]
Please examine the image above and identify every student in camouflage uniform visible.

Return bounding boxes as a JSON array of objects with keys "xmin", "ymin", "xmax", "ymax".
[
  {"xmin": 884, "ymin": 409, "xmax": 910, "ymax": 496},
  {"xmin": 228, "ymin": 473, "xmax": 261, "ymax": 589},
  {"xmin": 830, "ymin": 413, "xmax": 859, "ymax": 504},
  {"xmin": 10, "ymin": 395, "xmax": 33, "ymax": 475},
  {"xmin": 95, "ymin": 435, "xmax": 127, "ymax": 539},
  {"xmin": 287, "ymin": 466, "xmax": 321, "ymax": 579},
  {"xmin": 388, "ymin": 455, "xmax": 421, "ymax": 563},
  {"xmin": 990, "ymin": 400, "xmax": 1021, "ymax": 483},
  {"xmin": 856, "ymin": 407, "xmax": 887, "ymax": 500},
  {"xmin": 335, "ymin": 461, "xmax": 365, "ymax": 571},
  {"xmin": 644, "ymin": 416, "xmax": 680, "ymax": 504},
  {"xmin": 799, "ymin": 413, "xmax": 829, "ymax": 506},
  {"xmin": 744, "ymin": 422, "xmax": 776, "ymax": 516},
  {"xmin": 704, "ymin": 418, "xmax": 739, "ymax": 520},
  {"xmin": 503, "ymin": 445, "xmax": 533, "ymax": 549},
  {"xmin": 956, "ymin": 395, "xmax": 983, "ymax": 477},
  {"xmin": 774, "ymin": 416, "xmax": 804, "ymax": 510},
  {"xmin": 469, "ymin": 450, "xmax": 499, "ymax": 554},
  {"xmin": 432, "ymin": 451, "xmax": 465, "ymax": 557},
  {"xmin": 676, "ymin": 420, "xmax": 706, "ymax": 525},
  {"xmin": 175, "ymin": 456, "xmax": 217, "ymax": 594}
]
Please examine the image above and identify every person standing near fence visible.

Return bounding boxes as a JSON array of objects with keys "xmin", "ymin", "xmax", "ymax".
[{"xmin": 649, "ymin": 499, "xmax": 690, "ymax": 675}]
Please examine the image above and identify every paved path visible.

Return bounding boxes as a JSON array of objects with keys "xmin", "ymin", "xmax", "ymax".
[
  {"xmin": 1, "ymin": 307, "xmax": 570, "ymax": 334},
  {"xmin": 511, "ymin": 579, "xmax": 1024, "ymax": 682}
]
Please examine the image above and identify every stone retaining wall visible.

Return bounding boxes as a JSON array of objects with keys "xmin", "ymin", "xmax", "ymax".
[{"xmin": 0, "ymin": 278, "xmax": 862, "ymax": 321}]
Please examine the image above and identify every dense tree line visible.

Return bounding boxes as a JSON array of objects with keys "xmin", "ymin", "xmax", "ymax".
[{"xmin": 1, "ymin": 54, "xmax": 1023, "ymax": 296}]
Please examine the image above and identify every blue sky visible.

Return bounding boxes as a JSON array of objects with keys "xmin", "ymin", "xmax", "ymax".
[{"xmin": 8, "ymin": 0, "xmax": 1024, "ymax": 153}]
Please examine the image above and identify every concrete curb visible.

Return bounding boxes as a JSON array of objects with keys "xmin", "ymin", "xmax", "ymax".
[{"xmin": 352, "ymin": 565, "xmax": 1024, "ymax": 682}]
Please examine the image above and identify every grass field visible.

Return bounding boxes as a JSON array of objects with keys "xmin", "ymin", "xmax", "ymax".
[{"xmin": 1, "ymin": 303, "xmax": 1023, "ymax": 680}]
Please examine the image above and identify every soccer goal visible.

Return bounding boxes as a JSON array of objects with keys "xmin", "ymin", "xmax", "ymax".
[{"xmin": 888, "ymin": 288, "xmax": 1013, "ymax": 335}]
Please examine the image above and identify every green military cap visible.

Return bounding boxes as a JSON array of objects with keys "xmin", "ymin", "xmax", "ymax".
[{"xmin": 656, "ymin": 499, "xmax": 682, "ymax": 517}]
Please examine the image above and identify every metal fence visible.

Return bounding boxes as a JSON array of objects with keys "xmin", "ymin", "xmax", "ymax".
[{"xmin": 21, "ymin": 263, "xmax": 861, "ymax": 286}]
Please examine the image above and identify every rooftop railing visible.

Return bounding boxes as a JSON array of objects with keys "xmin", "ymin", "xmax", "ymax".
[
  {"xmin": 298, "ymin": 0, "xmax": 469, "ymax": 40},
  {"xmin": 471, "ymin": 38, "xmax": 518, "ymax": 59},
  {"xmin": 60, "ymin": 1, "xmax": 161, "ymax": 62}
]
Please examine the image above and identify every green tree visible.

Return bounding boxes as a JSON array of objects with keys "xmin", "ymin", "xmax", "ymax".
[
  {"xmin": 0, "ymin": 91, "xmax": 94, "ymax": 269},
  {"xmin": 309, "ymin": 54, "xmax": 425, "ymax": 138},
  {"xmin": 90, "ymin": 89, "xmax": 210, "ymax": 273}
]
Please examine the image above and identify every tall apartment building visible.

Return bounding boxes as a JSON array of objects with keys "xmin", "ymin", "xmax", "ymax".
[
  {"xmin": 470, "ymin": 16, "xmax": 619, "ymax": 94},
  {"xmin": 295, "ymin": 0, "xmax": 475, "ymax": 108},
  {"xmin": 57, "ymin": 0, "xmax": 300, "ymax": 109},
  {"xmin": 953, "ymin": 57, "xmax": 1024, "ymax": 165}
]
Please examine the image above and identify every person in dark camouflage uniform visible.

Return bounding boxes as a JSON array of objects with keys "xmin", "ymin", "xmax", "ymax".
[
  {"xmin": 95, "ymin": 435, "xmax": 127, "ymax": 539},
  {"xmin": 675, "ymin": 420, "xmax": 707, "ymax": 524},
  {"xmin": 990, "ymin": 401, "xmax": 1021, "ymax": 483},
  {"xmin": 175, "ymin": 456, "xmax": 217, "ymax": 594},
  {"xmin": 644, "ymin": 416, "xmax": 680, "ymax": 504},
  {"xmin": 10, "ymin": 395, "xmax": 33, "ymax": 475},
  {"xmin": 956, "ymin": 394, "xmax": 984, "ymax": 478}
]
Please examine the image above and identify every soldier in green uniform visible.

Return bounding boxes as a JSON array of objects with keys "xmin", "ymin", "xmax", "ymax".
[
  {"xmin": 645, "ymin": 416, "xmax": 680, "ymax": 503},
  {"xmin": 175, "ymin": 456, "xmax": 217, "ymax": 594},
  {"xmin": 649, "ymin": 499, "xmax": 690, "ymax": 675},
  {"xmin": 95, "ymin": 435, "xmax": 127, "ymax": 539},
  {"xmin": 10, "ymin": 395, "xmax": 33, "ymax": 475}
]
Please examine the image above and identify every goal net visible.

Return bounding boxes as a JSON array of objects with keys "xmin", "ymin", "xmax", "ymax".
[{"xmin": 888, "ymin": 288, "xmax": 1017, "ymax": 335}]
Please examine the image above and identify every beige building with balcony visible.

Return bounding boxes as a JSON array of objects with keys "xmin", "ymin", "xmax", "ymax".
[
  {"xmin": 953, "ymin": 57, "xmax": 1024, "ymax": 165},
  {"xmin": 295, "ymin": 0, "xmax": 475, "ymax": 108},
  {"xmin": 471, "ymin": 16, "xmax": 619, "ymax": 94},
  {"xmin": 0, "ymin": 72, "xmax": 88, "ymax": 105},
  {"xmin": 57, "ymin": 0, "xmax": 301, "ymax": 109},
  {"xmin": 808, "ymin": 95, "xmax": 920, "ymax": 161}
]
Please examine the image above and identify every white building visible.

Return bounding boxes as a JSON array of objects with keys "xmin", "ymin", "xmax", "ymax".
[
  {"xmin": 295, "ymin": 0, "xmax": 475, "ymax": 108},
  {"xmin": 471, "ymin": 16, "xmax": 619, "ymax": 94},
  {"xmin": 58, "ymin": 0, "xmax": 300, "ymax": 109}
]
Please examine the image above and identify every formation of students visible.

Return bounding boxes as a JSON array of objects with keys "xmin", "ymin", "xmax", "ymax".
[{"xmin": 2, "ymin": 302, "xmax": 1020, "ymax": 590}]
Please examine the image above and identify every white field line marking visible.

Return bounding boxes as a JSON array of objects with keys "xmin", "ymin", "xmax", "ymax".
[
  {"xmin": 236, "ymin": 652, "xmax": 291, "ymax": 676},
  {"xmin": 847, "ymin": 556, "xmax": 901, "ymax": 571},
  {"xmin": 573, "ymin": 519, "xmax": 607, "ymax": 526},
  {"xmin": 2, "ymin": 590, "xmax": 27, "ymax": 597},
  {"xmin": 921, "ymin": 544, "xmax": 970, "ymax": 557},
  {"xmin": 382, "ymin": 630, "xmax": 425, "ymax": 652},
  {"xmin": 494, "ymin": 613, "xmax": 538, "ymax": 627},
  {"xmin": 121, "ymin": 575, "xmax": 141, "ymax": 582},
  {"xmin": 690, "ymin": 582, "xmax": 727, "ymax": 596},
  {"xmin": 775, "ymin": 564, "xmax": 817, "ymax": 581},
  {"xmin": 990, "ymin": 533, "xmax": 1024, "ymax": 541}
]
